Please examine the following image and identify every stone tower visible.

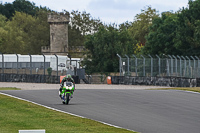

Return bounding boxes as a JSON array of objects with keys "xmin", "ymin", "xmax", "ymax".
[{"xmin": 42, "ymin": 12, "xmax": 70, "ymax": 55}]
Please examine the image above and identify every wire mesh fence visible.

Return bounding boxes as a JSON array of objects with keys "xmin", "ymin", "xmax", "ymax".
[{"xmin": 118, "ymin": 55, "xmax": 200, "ymax": 78}]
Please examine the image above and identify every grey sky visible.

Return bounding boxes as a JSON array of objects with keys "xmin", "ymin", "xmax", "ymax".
[{"xmin": 3, "ymin": 0, "xmax": 189, "ymax": 24}]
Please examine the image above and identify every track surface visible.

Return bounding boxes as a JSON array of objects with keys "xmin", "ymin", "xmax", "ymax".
[{"xmin": 1, "ymin": 89, "xmax": 200, "ymax": 133}]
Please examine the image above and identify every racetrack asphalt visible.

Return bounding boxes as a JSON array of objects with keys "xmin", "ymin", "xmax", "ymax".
[{"xmin": 1, "ymin": 83, "xmax": 200, "ymax": 133}]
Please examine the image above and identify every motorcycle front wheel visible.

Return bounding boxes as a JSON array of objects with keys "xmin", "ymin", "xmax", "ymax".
[{"xmin": 65, "ymin": 93, "xmax": 70, "ymax": 105}]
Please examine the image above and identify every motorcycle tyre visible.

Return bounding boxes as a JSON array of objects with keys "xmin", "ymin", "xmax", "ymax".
[{"xmin": 65, "ymin": 93, "xmax": 70, "ymax": 105}]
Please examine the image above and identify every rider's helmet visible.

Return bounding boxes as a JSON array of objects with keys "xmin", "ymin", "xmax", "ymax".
[{"xmin": 66, "ymin": 74, "xmax": 72, "ymax": 80}]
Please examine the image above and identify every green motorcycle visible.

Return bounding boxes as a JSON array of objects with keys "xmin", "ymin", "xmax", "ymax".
[{"xmin": 60, "ymin": 82, "xmax": 75, "ymax": 104}]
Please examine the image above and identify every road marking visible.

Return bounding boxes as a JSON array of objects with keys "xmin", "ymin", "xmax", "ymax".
[
  {"xmin": 183, "ymin": 90, "xmax": 200, "ymax": 94},
  {"xmin": 0, "ymin": 92, "xmax": 135, "ymax": 132}
]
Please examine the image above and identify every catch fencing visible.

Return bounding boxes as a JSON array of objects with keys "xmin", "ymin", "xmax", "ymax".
[
  {"xmin": 0, "ymin": 54, "xmax": 82, "ymax": 83},
  {"xmin": 114, "ymin": 54, "xmax": 200, "ymax": 87},
  {"xmin": 118, "ymin": 54, "xmax": 200, "ymax": 78}
]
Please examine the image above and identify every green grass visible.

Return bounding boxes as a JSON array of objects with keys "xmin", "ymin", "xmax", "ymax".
[
  {"xmin": 152, "ymin": 87, "xmax": 200, "ymax": 93},
  {"xmin": 0, "ymin": 92, "xmax": 137, "ymax": 133},
  {"xmin": 0, "ymin": 87, "xmax": 21, "ymax": 90}
]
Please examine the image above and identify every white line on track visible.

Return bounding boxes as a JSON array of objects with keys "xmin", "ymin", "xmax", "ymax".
[
  {"xmin": 0, "ymin": 92, "xmax": 135, "ymax": 132},
  {"xmin": 163, "ymin": 89, "xmax": 200, "ymax": 94},
  {"xmin": 184, "ymin": 90, "xmax": 200, "ymax": 94}
]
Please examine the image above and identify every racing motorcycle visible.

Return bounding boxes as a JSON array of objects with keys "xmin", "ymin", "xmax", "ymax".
[{"xmin": 60, "ymin": 82, "xmax": 75, "ymax": 104}]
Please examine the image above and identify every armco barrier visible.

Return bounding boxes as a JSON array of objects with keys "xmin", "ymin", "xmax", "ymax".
[
  {"xmin": 0, "ymin": 74, "xmax": 59, "ymax": 84},
  {"xmin": 111, "ymin": 76, "xmax": 198, "ymax": 87},
  {"xmin": 0, "ymin": 73, "xmax": 198, "ymax": 87},
  {"xmin": 0, "ymin": 73, "xmax": 80, "ymax": 84},
  {"xmin": 111, "ymin": 76, "xmax": 124, "ymax": 84},
  {"xmin": 196, "ymin": 78, "xmax": 200, "ymax": 87}
]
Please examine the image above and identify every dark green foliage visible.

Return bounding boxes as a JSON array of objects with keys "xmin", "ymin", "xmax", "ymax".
[
  {"xmin": 174, "ymin": 0, "xmax": 200, "ymax": 55},
  {"xmin": 128, "ymin": 6, "xmax": 159, "ymax": 46},
  {"xmin": 13, "ymin": 0, "xmax": 37, "ymax": 16},
  {"xmin": 0, "ymin": 3, "xmax": 14, "ymax": 19},
  {"xmin": 142, "ymin": 12, "xmax": 180, "ymax": 56},
  {"xmin": 83, "ymin": 25, "xmax": 135, "ymax": 74},
  {"xmin": 68, "ymin": 24, "xmax": 84, "ymax": 47},
  {"xmin": 0, "ymin": 11, "xmax": 50, "ymax": 54},
  {"xmin": 0, "ymin": 0, "xmax": 37, "ymax": 19},
  {"xmin": 69, "ymin": 10, "xmax": 103, "ymax": 47},
  {"xmin": 143, "ymin": 0, "xmax": 200, "ymax": 56},
  {"xmin": 0, "ymin": 0, "xmax": 51, "ymax": 54}
]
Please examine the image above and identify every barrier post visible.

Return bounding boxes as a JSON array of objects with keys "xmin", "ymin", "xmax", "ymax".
[
  {"xmin": 177, "ymin": 55, "xmax": 182, "ymax": 77},
  {"xmin": 132, "ymin": 54, "xmax": 137, "ymax": 76},
  {"xmin": 125, "ymin": 54, "xmax": 130, "ymax": 76},
  {"xmin": 156, "ymin": 55, "xmax": 160, "ymax": 76},
  {"xmin": 117, "ymin": 54, "xmax": 122, "ymax": 76},
  {"xmin": 148, "ymin": 54, "xmax": 153, "ymax": 77},
  {"xmin": 141, "ymin": 55, "xmax": 145, "ymax": 77}
]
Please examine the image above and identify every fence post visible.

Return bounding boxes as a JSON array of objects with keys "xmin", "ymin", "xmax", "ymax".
[
  {"xmin": 168, "ymin": 55, "xmax": 173, "ymax": 76},
  {"xmin": 186, "ymin": 56, "xmax": 190, "ymax": 66},
  {"xmin": 165, "ymin": 55, "xmax": 170, "ymax": 76},
  {"xmin": 0, "ymin": 52, "xmax": 4, "ymax": 74},
  {"xmin": 28, "ymin": 54, "xmax": 32, "ymax": 75},
  {"xmin": 42, "ymin": 54, "xmax": 46, "ymax": 83},
  {"xmin": 54, "ymin": 54, "xmax": 58, "ymax": 82},
  {"xmin": 68, "ymin": 54, "xmax": 72, "ymax": 65},
  {"xmin": 156, "ymin": 55, "xmax": 160, "ymax": 76},
  {"xmin": 177, "ymin": 55, "xmax": 182, "ymax": 77},
  {"xmin": 186, "ymin": 56, "xmax": 191, "ymax": 78},
  {"xmin": 117, "ymin": 54, "xmax": 122, "ymax": 76},
  {"xmin": 172, "ymin": 55, "xmax": 177, "ymax": 77},
  {"xmin": 141, "ymin": 55, "xmax": 145, "ymax": 77},
  {"xmin": 125, "ymin": 54, "xmax": 130, "ymax": 76},
  {"xmin": 148, "ymin": 54, "xmax": 153, "ymax": 77},
  {"xmin": 191, "ymin": 56, "xmax": 196, "ymax": 78},
  {"xmin": 15, "ymin": 54, "xmax": 19, "ymax": 74},
  {"xmin": 42, "ymin": 54, "xmax": 46, "ymax": 76},
  {"xmin": 195, "ymin": 56, "xmax": 199, "ymax": 78},
  {"xmin": 181, "ymin": 56, "xmax": 186, "ymax": 77},
  {"xmin": 132, "ymin": 54, "xmax": 137, "ymax": 76}
]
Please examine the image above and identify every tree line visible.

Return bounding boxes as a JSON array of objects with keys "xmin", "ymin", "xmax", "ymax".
[
  {"xmin": 0, "ymin": 0, "xmax": 200, "ymax": 74},
  {"xmin": 0, "ymin": 0, "xmax": 102, "ymax": 54}
]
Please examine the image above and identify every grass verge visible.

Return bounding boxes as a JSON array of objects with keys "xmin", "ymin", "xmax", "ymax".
[
  {"xmin": 152, "ymin": 87, "xmax": 200, "ymax": 93},
  {"xmin": 0, "ymin": 87, "xmax": 21, "ymax": 90},
  {"xmin": 0, "ymin": 90, "xmax": 137, "ymax": 133}
]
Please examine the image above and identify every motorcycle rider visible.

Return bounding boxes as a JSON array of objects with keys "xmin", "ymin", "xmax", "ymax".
[{"xmin": 59, "ymin": 74, "xmax": 75, "ymax": 98}]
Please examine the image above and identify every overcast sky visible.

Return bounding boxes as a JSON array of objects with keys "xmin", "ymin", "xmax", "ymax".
[{"xmin": 2, "ymin": 0, "xmax": 189, "ymax": 24}]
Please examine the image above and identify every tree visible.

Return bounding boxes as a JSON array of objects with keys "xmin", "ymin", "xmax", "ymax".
[
  {"xmin": 0, "ymin": 11, "xmax": 49, "ymax": 54},
  {"xmin": 13, "ymin": 0, "xmax": 37, "ymax": 16},
  {"xmin": 0, "ymin": 0, "xmax": 38, "ymax": 19},
  {"xmin": 68, "ymin": 10, "xmax": 103, "ymax": 47},
  {"xmin": 3, "ymin": 12, "xmax": 36, "ymax": 54},
  {"xmin": 0, "ymin": 14, "xmax": 8, "ymax": 52},
  {"xmin": 174, "ymin": 0, "xmax": 200, "ymax": 55},
  {"xmin": 83, "ymin": 25, "xmax": 134, "ymax": 74},
  {"xmin": 119, "ymin": 21, "xmax": 132, "ymax": 31},
  {"xmin": 142, "ymin": 12, "xmax": 180, "ymax": 55},
  {"xmin": 70, "ymin": 10, "xmax": 102, "ymax": 35},
  {"xmin": 0, "ymin": 14, "xmax": 7, "ymax": 27},
  {"xmin": 128, "ymin": 6, "xmax": 159, "ymax": 46},
  {"xmin": 142, "ymin": 0, "xmax": 200, "ymax": 56},
  {"xmin": 0, "ymin": 3, "xmax": 15, "ymax": 19}
]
